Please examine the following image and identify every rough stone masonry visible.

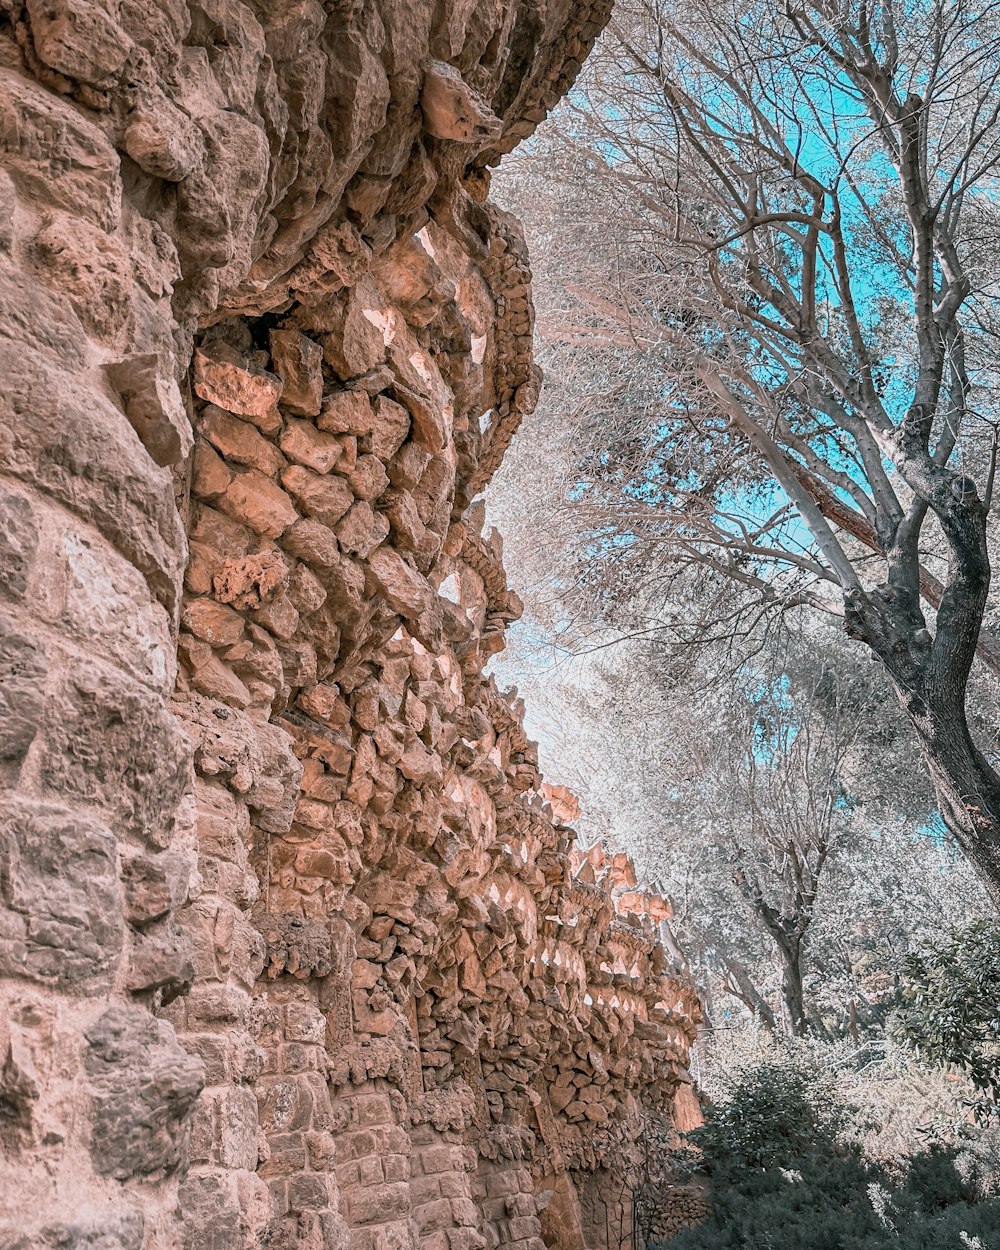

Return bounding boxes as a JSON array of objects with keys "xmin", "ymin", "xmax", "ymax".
[{"xmin": 0, "ymin": 2, "xmax": 702, "ymax": 1249}]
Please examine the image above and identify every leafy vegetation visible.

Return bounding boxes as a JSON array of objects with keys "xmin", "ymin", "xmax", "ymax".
[
  {"xmin": 892, "ymin": 921, "xmax": 1000, "ymax": 1120},
  {"xmin": 653, "ymin": 1046, "xmax": 1000, "ymax": 1249}
]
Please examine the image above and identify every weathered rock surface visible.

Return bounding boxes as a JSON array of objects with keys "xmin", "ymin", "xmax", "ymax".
[
  {"xmin": 0, "ymin": 1, "xmax": 704, "ymax": 1248},
  {"xmin": 85, "ymin": 1006, "xmax": 205, "ymax": 1179}
]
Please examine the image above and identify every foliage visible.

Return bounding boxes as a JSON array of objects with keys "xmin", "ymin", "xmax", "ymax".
[
  {"xmin": 492, "ymin": 613, "xmax": 987, "ymax": 1039},
  {"xmin": 892, "ymin": 920, "xmax": 1000, "ymax": 1119},
  {"xmin": 491, "ymin": 0, "xmax": 1000, "ymax": 903},
  {"xmin": 654, "ymin": 1152, "xmax": 1000, "ymax": 1249},
  {"xmin": 694, "ymin": 1030, "xmax": 996, "ymax": 1172},
  {"xmin": 688, "ymin": 1053, "xmax": 848, "ymax": 1171},
  {"xmin": 654, "ymin": 1045, "xmax": 1000, "ymax": 1248}
]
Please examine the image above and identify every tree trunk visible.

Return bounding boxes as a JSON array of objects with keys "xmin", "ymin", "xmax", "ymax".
[
  {"xmin": 845, "ymin": 499, "xmax": 1000, "ymax": 909},
  {"xmin": 899, "ymin": 683, "xmax": 1000, "ymax": 909},
  {"xmin": 848, "ymin": 999, "xmax": 860, "ymax": 1046},
  {"xmin": 778, "ymin": 938, "xmax": 808, "ymax": 1038},
  {"xmin": 794, "ymin": 464, "xmax": 1000, "ymax": 677},
  {"xmin": 720, "ymin": 955, "xmax": 778, "ymax": 1030}
]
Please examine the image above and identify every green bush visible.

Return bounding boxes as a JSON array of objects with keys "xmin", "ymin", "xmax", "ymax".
[
  {"xmin": 904, "ymin": 1143, "xmax": 980, "ymax": 1211},
  {"xmin": 654, "ymin": 1155, "xmax": 1000, "ymax": 1249},
  {"xmin": 688, "ymin": 1055, "xmax": 847, "ymax": 1172},
  {"xmin": 892, "ymin": 919, "xmax": 1000, "ymax": 1122},
  {"xmin": 651, "ymin": 1049, "xmax": 1000, "ymax": 1249}
]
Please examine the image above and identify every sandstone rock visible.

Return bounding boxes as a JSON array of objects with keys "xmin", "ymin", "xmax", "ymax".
[
  {"xmin": 0, "ymin": 346, "xmax": 185, "ymax": 612},
  {"xmin": 298, "ymin": 683, "xmax": 351, "ymax": 728},
  {"xmin": 0, "ymin": 70, "xmax": 121, "ymax": 230},
  {"xmin": 394, "ymin": 381, "xmax": 450, "ymax": 454},
  {"xmin": 335, "ymin": 500, "xmax": 389, "ymax": 558},
  {"xmin": 122, "ymin": 853, "xmax": 190, "ymax": 926},
  {"xmin": 190, "ymin": 505, "xmax": 252, "ymax": 566},
  {"xmin": 34, "ymin": 213, "xmax": 132, "ymax": 345},
  {"xmin": 104, "ymin": 354, "xmax": 194, "ymax": 468},
  {"xmin": 368, "ymin": 395, "xmax": 412, "ymax": 460},
  {"xmin": 201, "ymin": 406, "xmax": 286, "ymax": 477},
  {"xmin": 320, "ymin": 277, "xmax": 389, "ymax": 379},
  {"xmin": 193, "ymin": 343, "xmax": 283, "ymax": 428},
  {"xmin": 0, "ymin": 797, "xmax": 122, "ymax": 987},
  {"xmin": 287, "ymin": 563, "xmax": 327, "ymax": 615},
  {"xmin": 281, "ymin": 517, "xmax": 341, "ymax": 571},
  {"xmin": 317, "ymin": 389, "xmax": 375, "ymax": 438},
  {"xmin": 0, "ymin": 169, "xmax": 12, "ymax": 252},
  {"xmin": 176, "ymin": 1172, "xmax": 269, "ymax": 1250},
  {"xmin": 270, "ymin": 329, "xmax": 324, "ymax": 416},
  {"xmin": 261, "ymin": 915, "xmax": 333, "ymax": 979},
  {"xmin": 85, "ymin": 1006, "xmax": 204, "ymax": 1179},
  {"xmin": 397, "ymin": 739, "xmax": 443, "ymax": 787},
  {"xmin": 279, "ymin": 420, "xmax": 343, "ymax": 474},
  {"xmin": 387, "ymin": 439, "xmax": 432, "ymax": 491},
  {"xmin": 123, "ymin": 101, "xmax": 203, "ymax": 182},
  {"xmin": 375, "ymin": 235, "xmax": 453, "ymax": 325},
  {"xmin": 175, "ymin": 171, "xmax": 236, "ymax": 271},
  {"xmin": 218, "ymin": 471, "xmax": 298, "ymax": 537},
  {"xmin": 125, "ymin": 919, "xmax": 195, "ymax": 999},
  {"xmin": 0, "ymin": 619, "xmax": 46, "ymax": 770},
  {"xmin": 343, "ymin": 453, "xmax": 389, "ymax": 501},
  {"xmin": 0, "ymin": 489, "xmax": 37, "ymax": 603},
  {"xmin": 251, "ymin": 590, "xmax": 300, "ymax": 642},
  {"xmin": 383, "ymin": 489, "xmax": 427, "ymax": 553},
  {"xmin": 246, "ymin": 719, "xmax": 303, "ymax": 834},
  {"xmin": 39, "ymin": 663, "xmax": 190, "ymax": 847},
  {"xmin": 182, "ymin": 598, "xmax": 245, "ymax": 647},
  {"xmin": 192, "ymin": 441, "xmax": 232, "ymax": 499},
  {"xmin": 180, "ymin": 637, "xmax": 252, "ymax": 708},
  {"xmin": 213, "ymin": 551, "xmax": 288, "ymax": 611},
  {"xmin": 421, "ymin": 61, "xmax": 502, "ymax": 144},
  {"xmin": 325, "ymin": 24, "xmax": 391, "ymax": 156},
  {"xmin": 311, "ymin": 220, "xmax": 373, "ymax": 287},
  {"xmin": 0, "ymin": 2, "xmax": 697, "ymax": 1243},
  {"xmin": 281, "ymin": 465, "xmax": 354, "ymax": 526},
  {"xmin": 26, "ymin": 0, "xmax": 133, "ymax": 85},
  {"xmin": 366, "ymin": 547, "xmax": 435, "ymax": 620},
  {"xmin": 0, "ymin": 1215, "xmax": 145, "ymax": 1250}
]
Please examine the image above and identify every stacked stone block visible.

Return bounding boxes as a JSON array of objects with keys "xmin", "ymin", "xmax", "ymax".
[{"xmin": 0, "ymin": 2, "xmax": 704, "ymax": 1249}]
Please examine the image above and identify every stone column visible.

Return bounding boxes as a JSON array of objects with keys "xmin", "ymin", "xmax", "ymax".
[
  {"xmin": 0, "ymin": 59, "xmax": 202, "ymax": 1249},
  {"xmin": 0, "ymin": 8, "xmax": 690, "ymax": 1250}
]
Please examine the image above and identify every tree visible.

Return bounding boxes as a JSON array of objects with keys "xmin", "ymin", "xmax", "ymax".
[
  {"xmin": 654, "ymin": 1045, "xmax": 1000, "ymax": 1250},
  {"xmin": 805, "ymin": 817, "xmax": 987, "ymax": 1040},
  {"xmin": 495, "ymin": 0, "xmax": 1000, "ymax": 903},
  {"xmin": 682, "ymin": 647, "xmax": 865, "ymax": 1037},
  {"xmin": 893, "ymin": 918, "xmax": 1000, "ymax": 1119},
  {"xmin": 494, "ymin": 610, "xmax": 987, "ymax": 1037}
]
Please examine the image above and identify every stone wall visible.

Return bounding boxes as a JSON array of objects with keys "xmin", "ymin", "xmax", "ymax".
[{"xmin": 0, "ymin": 2, "xmax": 701, "ymax": 1249}]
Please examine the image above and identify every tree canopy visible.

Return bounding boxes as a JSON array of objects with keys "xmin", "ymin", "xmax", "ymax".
[{"xmin": 492, "ymin": 0, "xmax": 1000, "ymax": 903}]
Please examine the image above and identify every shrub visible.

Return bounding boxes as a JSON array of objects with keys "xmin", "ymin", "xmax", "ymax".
[
  {"xmin": 892, "ymin": 919, "xmax": 1000, "ymax": 1122},
  {"xmin": 689, "ymin": 1055, "xmax": 847, "ymax": 1174},
  {"xmin": 653, "ymin": 1154, "xmax": 1000, "ymax": 1249},
  {"xmin": 651, "ymin": 1047, "xmax": 1000, "ymax": 1248}
]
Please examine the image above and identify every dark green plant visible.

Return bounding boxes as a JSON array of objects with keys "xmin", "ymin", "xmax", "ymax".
[
  {"xmin": 904, "ymin": 1142, "xmax": 980, "ymax": 1212},
  {"xmin": 654, "ymin": 1154, "xmax": 1000, "ymax": 1249},
  {"xmin": 688, "ymin": 1057, "xmax": 846, "ymax": 1173},
  {"xmin": 891, "ymin": 919, "xmax": 1000, "ymax": 1121},
  {"xmin": 651, "ymin": 1050, "xmax": 1000, "ymax": 1248}
]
